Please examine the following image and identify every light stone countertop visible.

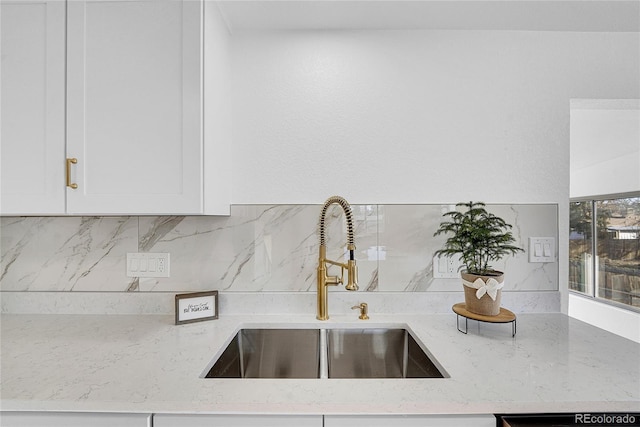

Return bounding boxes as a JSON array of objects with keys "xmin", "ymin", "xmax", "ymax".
[{"xmin": 1, "ymin": 311, "xmax": 639, "ymax": 415}]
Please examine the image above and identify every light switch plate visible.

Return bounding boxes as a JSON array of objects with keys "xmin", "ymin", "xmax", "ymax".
[
  {"xmin": 528, "ymin": 237, "xmax": 555, "ymax": 263},
  {"xmin": 433, "ymin": 255, "xmax": 462, "ymax": 278},
  {"xmin": 127, "ymin": 253, "xmax": 170, "ymax": 277}
]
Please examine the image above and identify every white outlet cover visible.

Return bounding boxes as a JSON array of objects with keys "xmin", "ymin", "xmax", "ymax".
[
  {"xmin": 528, "ymin": 237, "xmax": 555, "ymax": 263},
  {"xmin": 127, "ymin": 253, "xmax": 170, "ymax": 278},
  {"xmin": 433, "ymin": 255, "xmax": 462, "ymax": 279}
]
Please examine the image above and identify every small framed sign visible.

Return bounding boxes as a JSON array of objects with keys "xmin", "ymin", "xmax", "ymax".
[{"xmin": 175, "ymin": 291, "xmax": 218, "ymax": 325}]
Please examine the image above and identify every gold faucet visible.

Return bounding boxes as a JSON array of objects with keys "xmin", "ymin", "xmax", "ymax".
[{"xmin": 317, "ymin": 196, "xmax": 358, "ymax": 320}]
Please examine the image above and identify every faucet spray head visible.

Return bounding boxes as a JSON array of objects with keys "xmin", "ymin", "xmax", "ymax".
[
  {"xmin": 345, "ymin": 262, "xmax": 358, "ymax": 291},
  {"xmin": 345, "ymin": 244, "xmax": 358, "ymax": 291}
]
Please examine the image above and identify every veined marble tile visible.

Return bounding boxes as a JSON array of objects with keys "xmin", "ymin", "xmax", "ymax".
[
  {"xmin": 137, "ymin": 204, "xmax": 378, "ymax": 292},
  {"xmin": 490, "ymin": 204, "xmax": 559, "ymax": 292},
  {"xmin": 377, "ymin": 204, "xmax": 445, "ymax": 291},
  {"xmin": 0, "ymin": 290, "xmax": 561, "ymax": 315},
  {"xmin": 0, "ymin": 217, "xmax": 137, "ymax": 291},
  {"xmin": 377, "ymin": 204, "xmax": 559, "ymax": 292},
  {"xmin": 0, "ymin": 203, "xmax": 558, "ymax": 297}
]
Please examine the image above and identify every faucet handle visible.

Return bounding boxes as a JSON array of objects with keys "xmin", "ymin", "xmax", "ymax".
[
  {"xmin": 325, "ymin": 275, "xmax": 342, "ymax": 286},
  {"xmin": 351, "ymin": 303, "xmax": 369, "ymax": 320}
]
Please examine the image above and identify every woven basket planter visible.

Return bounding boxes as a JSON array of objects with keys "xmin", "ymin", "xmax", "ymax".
[{"xmin": 461, "ymin": 271, "xmax": 504, "ymax": 316}]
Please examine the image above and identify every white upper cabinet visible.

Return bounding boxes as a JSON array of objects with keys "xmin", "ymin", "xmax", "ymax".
[
  {"xmin": 1, "ymin": 0, "xmax": 66, "ymax": 215},
  {"xmin": 1, "ymin": 0, "xmax": 230, "ymax": 216},
  {"xmin": 66, "ymin": 0, "xmax": 203, "ymax": 215}
]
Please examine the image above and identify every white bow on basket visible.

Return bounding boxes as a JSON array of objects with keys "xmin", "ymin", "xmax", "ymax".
[{"xmin": 462, "ymin": 277, "xmax": 504, "ymax": 301}]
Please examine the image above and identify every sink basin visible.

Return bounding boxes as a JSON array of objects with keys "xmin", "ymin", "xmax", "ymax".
[
  {"xmin": 204, "ymin": 327, "xmax": 446, "ymax": 379},
  {"xmin": 205, "ymin": 329, "xmax": 320, "ymax": 378},
  {"xmin": 326, "ymin": 328, "xmax": 445, "ymax": 378}
]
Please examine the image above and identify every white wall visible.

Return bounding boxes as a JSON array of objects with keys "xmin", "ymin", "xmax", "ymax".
[
  {"xmin": 570, "ymin": 99, "xmax": 640, "ymax": 198},
  {"xmin": 569, "ymin": 99, "xmax": 640, "ymax": 342},
  {"xmin": 230, "ymin": 29, "xmax": 640, "ymax": 312},
  {"xmin": 231, "ymin": 30, "xmax": 638, "ymax": 205}
]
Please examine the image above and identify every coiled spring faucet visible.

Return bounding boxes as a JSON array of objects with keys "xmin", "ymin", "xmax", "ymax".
[{"xmin": 317, "ymin": 196, "xmax": 358, "ymax": 320}]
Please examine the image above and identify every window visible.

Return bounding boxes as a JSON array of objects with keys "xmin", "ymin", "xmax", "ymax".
[
  {"xmin": 570, "ymin": 195, "xmax": 640, "ymax": 310},
  {"xmin": 569, "ymin": 201, "xmax": 594, "ymax": 295}
]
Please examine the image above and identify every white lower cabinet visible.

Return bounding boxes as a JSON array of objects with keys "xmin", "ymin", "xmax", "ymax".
[
  {"xmin": 153, "ymin": 414, "xmax": 323, "ymax": 427},
  {"xmin": 0, "ymin": 412, "xmax": 151, "ymax": 427},
  {"xmin": 2, "ymin": 413, "xmax": 495, "ymax": 427},
  {"xmin": 153, "ymin": 414, "xmax": 493, "ymax": 427},
  {"xmin": 324, "ymin": 414, "xmax": 496, "ymax": 427}
]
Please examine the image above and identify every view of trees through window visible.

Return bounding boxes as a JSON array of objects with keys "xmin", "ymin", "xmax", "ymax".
[
  {"xmin": 569, "ymin": 196, "xmax": 640, "ymax": 309},
  {"xmin": 569, "ymin": 201, "xmax": 594, "ymax": 295}
]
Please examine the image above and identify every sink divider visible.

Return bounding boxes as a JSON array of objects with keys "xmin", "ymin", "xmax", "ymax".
[
  {"xmin": 319, "ymin": 329, "xmax": 328, "ymax": 379},
  {"xmin": 402, "ymin": 330, "xmax": 409, "ymax": 379},
  {"xmin": 237, "ymin": 331, "xmax": 246, "ymax": 378}
]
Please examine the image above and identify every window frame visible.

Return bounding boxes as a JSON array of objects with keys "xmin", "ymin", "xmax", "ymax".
[{"xmin": 569, "ymin": 192, "xmax": 640, "ymax": 313}]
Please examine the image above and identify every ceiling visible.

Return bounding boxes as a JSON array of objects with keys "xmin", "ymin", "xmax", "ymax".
[{"xmin": 215, "ymin": 0, "xmax": 640, "ymax": 32}]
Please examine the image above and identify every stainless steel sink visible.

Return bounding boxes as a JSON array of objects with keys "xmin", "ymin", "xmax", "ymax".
[
  {"xmin": 326, "ymin": 328, "xmax": 445, "ymax": 378},
  {"xmin": 204, "ymin": 327, "xmax": 446, "ymax": 379},
  {"xmin": 205, "ymin": 329, "xmax": 320, "ymax": 378}
]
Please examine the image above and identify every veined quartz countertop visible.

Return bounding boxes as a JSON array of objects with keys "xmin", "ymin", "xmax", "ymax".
[{"xmin": 0, "ymin": 311, "xmax": 638, "ymax": 415}]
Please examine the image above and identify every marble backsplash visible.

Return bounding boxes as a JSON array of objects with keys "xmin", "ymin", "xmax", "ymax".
[{"xmin": 0, "ymin": 204, "xmax": 558, "ymax": 294}]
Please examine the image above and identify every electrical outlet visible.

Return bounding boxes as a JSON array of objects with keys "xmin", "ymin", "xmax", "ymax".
[
  {"xmin": 127, "ymin": 253, "xmax": 170, "ymax": 277},
  {"xmin": 433, "ymin": 255, "xmax": 462, "ymax": 279}
]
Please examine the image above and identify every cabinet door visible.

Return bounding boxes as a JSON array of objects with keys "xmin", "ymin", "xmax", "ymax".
[
  {"xmin": 324, "ymin": 414, "xmax": 496, "ymax": 427},
  {"xmin": 0, "ymin": 411, "xmax": 152, "ymax": 427},
  {"xmin": 66, "ymin": 0, "xmax": 203, "ymax": 215},
  {"xmin": 153, "ymin": 414, "xmax": 324, "ymax": 427},
  {"xmin": 0, "ymin": 0, "xmax": 66, "ymax": 215}
]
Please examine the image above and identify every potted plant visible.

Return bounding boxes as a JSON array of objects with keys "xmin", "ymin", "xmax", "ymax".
[{"xmin": 433, "ymin": 201, "xmax": 524, "ymax": 316}]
